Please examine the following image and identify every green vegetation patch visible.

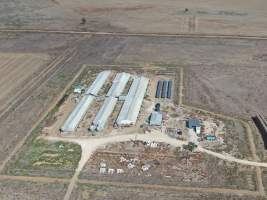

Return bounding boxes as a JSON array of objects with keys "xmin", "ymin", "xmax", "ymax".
[{"xmin": 6, "ymin": 139, "xmax": 81, "ymax": 178}]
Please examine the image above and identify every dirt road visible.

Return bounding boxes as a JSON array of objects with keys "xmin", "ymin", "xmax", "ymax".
[
  {"xmin": 44, "ymin": 130, "xmax": 267, "ymax": 200},
  {"xmin": 2, "ymin": 29, "xmax": 267, "ymax": 40}
]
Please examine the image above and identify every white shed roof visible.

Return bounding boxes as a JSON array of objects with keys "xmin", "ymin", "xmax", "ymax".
[
  {"xmin": 106, "ymin": 72, "xmax": 130, "ymax": 97},
  {"xmin": 85, "ymin": 70, "xmax": 111, "ymax": 96},
  {"xmin": 90, "ymin": 73, "xmax": 130, "ymax": 131},
  {"xmin": 90, "ymin": 97, "xmax": 118, "ymax": 131},
  {"xmin": 116, "ymin": 76, "xmax": 149, "ymax": 126},
  {"xmin": 61, "ymin": 71, "xmax": 111, "ymax": 133}
]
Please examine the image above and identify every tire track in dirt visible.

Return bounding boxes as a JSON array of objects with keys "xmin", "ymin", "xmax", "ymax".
[
  {"xmin": 1, "ymin": 29, "xmax": 267, "ymax": 40},
  {"xmin": 78, "ymin": 179, "xmax": 261, "ymax": 196},
  {"xmin": 0, "ymin": 61, "xmax": 86, "ymax": 173},
  {"xmin": 0, "ymin": 49, "xmax": 76, "ymax": 120}
]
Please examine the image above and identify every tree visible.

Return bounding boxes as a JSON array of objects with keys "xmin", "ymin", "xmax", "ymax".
[{"xmin": 80, "ymin": 18, "xmax": 86, "ymax": 25}]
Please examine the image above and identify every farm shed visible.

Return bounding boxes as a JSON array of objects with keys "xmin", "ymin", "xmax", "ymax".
[
  {"xmin": 187, "ymin": 118, "xmax": 200, "ymax": 129},
  {"xmin": 90, "ymin": 73, "xmax": 130, "ymax": 131},
  {"xmin": 167, "ymin": 80, "xmax": 172, "ymax": 98},
  {"xmin": 61, "ymin": 71, "xmax": 111, "ymax": 133},
  {"xmin": 116, "ymin": 76, "xmax": 149, "ymax": 126},
  {"xmin": 161, "ymin": 80, "xmax": 168, "ymax": 98},
  {"xmin": 85, "ymin": 70, "xmax": 111, "ymax": 96},
  {"xmin": 149, "ymin": 111, "xmax": 163, "ymax": 126},
  {"xmin": 155, "ymin": 80, "xmax": 163, "ymax": 98}
]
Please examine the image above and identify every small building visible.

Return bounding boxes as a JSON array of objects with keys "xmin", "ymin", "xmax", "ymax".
[
  {"xmin": 73, "ymin": 85, "xmax": 85, "ymax": 94},
  {"xmin": 187, "ymin": 118, "xmax": 201, "ymax": 134},
  {"xmin": 206, "ymin": 135, "xmax": 216, "ymax": 141},
  {"xmin": 99, "ymin": 167, "xmax": 106, "ymax": 174},
  {"xmin": 149, "ymin": 111, "xmax": 163, "ymax": 126}
]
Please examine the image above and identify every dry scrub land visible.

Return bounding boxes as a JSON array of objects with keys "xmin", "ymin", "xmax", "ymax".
[
  {"xmin": 71, "ymin": 183, "xmax": 265, "ymax": 200},
  {"xmin": 1, "ymin": 0, "xmax": 267, "ymax": 36},
  {"xmin": 0, "ymin": 180, "xmax": 67, "ymax": 200},
  {"xmin": 0, "ymin": 32, "xmax": 266, "ymax": 199}
]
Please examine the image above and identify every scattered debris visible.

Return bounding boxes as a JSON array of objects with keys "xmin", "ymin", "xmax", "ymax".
[
  {"xmin": 141, "ymin": 164, "xmax": 151, "ymax": 171},
  {"xmin": 117, "ymin": 169, "xmax": 124, "ymax": 174}
]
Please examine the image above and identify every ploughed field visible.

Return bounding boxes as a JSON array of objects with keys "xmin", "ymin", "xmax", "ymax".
[{"xmin": 0, "ymin": 53, "xmax": 50, "ymax": 112}]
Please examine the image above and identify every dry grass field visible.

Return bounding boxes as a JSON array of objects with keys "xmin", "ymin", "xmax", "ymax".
[
  {"xmin": 0, "ymin": 0, "xmax": 267, "ymax": 198},
  {"xmin": 1, "ymin": 0, "xmax": 267, "ymax": 36},
  {"xmin": 0, "ymin": 53, "xmax": 50, "ymax": 112},
  {"xmin": 0, "ymin": 180, "xmax": 67, "ymax": 200}
]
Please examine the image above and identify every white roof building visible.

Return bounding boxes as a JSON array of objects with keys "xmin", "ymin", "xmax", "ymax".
[
  {"xmin": 116, "ymin": 76, "xmax": 149, "ymax": 126},
  {"xmin": 85, "ymin": 71, "xmax": 111, "ymax": 96},
  {"xmin": 61, "ymin": 71, "xmax": 111, "ymax": 133},
  {"xmin": 90, "ymin": 73, "xmax": 130, "ymax": 131}
]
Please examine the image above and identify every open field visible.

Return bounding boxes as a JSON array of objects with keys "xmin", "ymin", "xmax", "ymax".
[
  {"xmin": 1, "ymin": 0, "xmax": 267, "ymax": 36},
  {"xmin": 0, "ymin": 53, "xmax": 50, "ymax": 112},
  {"xmin": 5, "ymin": 139, "xmax": 81, "ymax": 178},
  {"xmin": 0, "ymin": 28, "xmax": 266, "ymax": 199},
  {"xmin": 185, "ymin": 64, "xmax": 267, "ymax": 118},
  {"xmin": 71, "ymin": 182, "xmax": 265, "ymax": 200},
  {"xmin": 0, "ymin": 180, "xmax": 67, "ymax": 200}
]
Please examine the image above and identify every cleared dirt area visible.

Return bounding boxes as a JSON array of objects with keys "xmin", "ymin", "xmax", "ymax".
[
  {"xmin": 1, "ymin": 0, "xmax": 267, "ymax": 36},
  {"xmin": 0, "ymin": 180, "xmax": 67, "ymax": 200},
  {"xmin": 80, "ymin": 141, "xmax": 256, "ymax": 190}
]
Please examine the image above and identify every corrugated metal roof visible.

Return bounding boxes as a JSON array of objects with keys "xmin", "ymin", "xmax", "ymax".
[
  {"xmin": 116, "ymin": 76, "xmax": 149, "ymax": 126},
  {"xmin": 61, "ymin": 95, "xmax": 94, "ymax": 133},
  {"xmin": 90, "ymin": 97, "xmax": 118, "ymax": 131},
  {"xmin": 61, "ymin": 71, "xmax": 110, "ymax": 133},
  {"xmin": 106, "ymin": 72, "xmax": 130, "ymax": 97},
  {"xmin": 85, "ymin": 70, "xmax": 111, "ymax": 95},
  {"xmin": 187, "ymin": 118, "xmax": 200, "ymax": 128},
  {"xmin": 149, "ymin": 111, "xmax": 162, "ymax": 126},
  {"xmin": 90, "ymin": 73, "xmax": 130, "ymax": 131}
]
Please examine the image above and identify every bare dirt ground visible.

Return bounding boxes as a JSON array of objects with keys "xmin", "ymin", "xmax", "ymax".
[
  {"xmin": 0, "ymin": 53, "xmax": 50, "ymax": 112},
  {"xmin": 80, "ymin": 141, "xmax": 256, "ymax": 190},
  {"xmin": 185, "ymin": 64, "xmax": 267, "ymax": 118},
  {"xmin": 0, "ymin": 10, "xmax": 267, "ymax": 199},
  {"xmin": 0, "ymin": 33, "xmax": 128, "ymax": 168},
  {"xmin": 71, "ymin": 183, "xmax": 266, "ymax": 200},
  {"xmin": 0, "ymin": 179, "xmax": 67, "ymax": 200},
  {"xmin": 113, "ymin": 36, "xmax": 267, "ymax": 117},
  {"xmin": 1, "ymin": 0, "xmax": 267, "ymax": 36}
]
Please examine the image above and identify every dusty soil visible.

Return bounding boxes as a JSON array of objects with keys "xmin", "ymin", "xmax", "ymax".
[
  {"xmin": 0, "ymin": 180, "xmax": 67, "ymax": 200},
  {"xmin": 0, "ymin": 33, "xmax": 128, "ymax": 167},
  {"xmin": 185, "ymin": 64, "xmax": 267, "ymax": 117},
  {"xmin": 5, "ymin": 139, "xmax": 81, "ymax": 178},
  {"xmin": 1, "ymin": 0, "xmax": 267, "ymax": 36},
  {"xmin": 80, "ymin": 141, "xmax": 256, "ymax": 190},
  {"xmin": 1, "ymin": 31, "xmax": 267, "ymax": 199},
  {"xmin": 0, "ymin": 53, "xmax": 50, "ymax": 112},
  {"xmin": 71, "ymin": 183, "xmax": 265, "ymax": 200}
]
